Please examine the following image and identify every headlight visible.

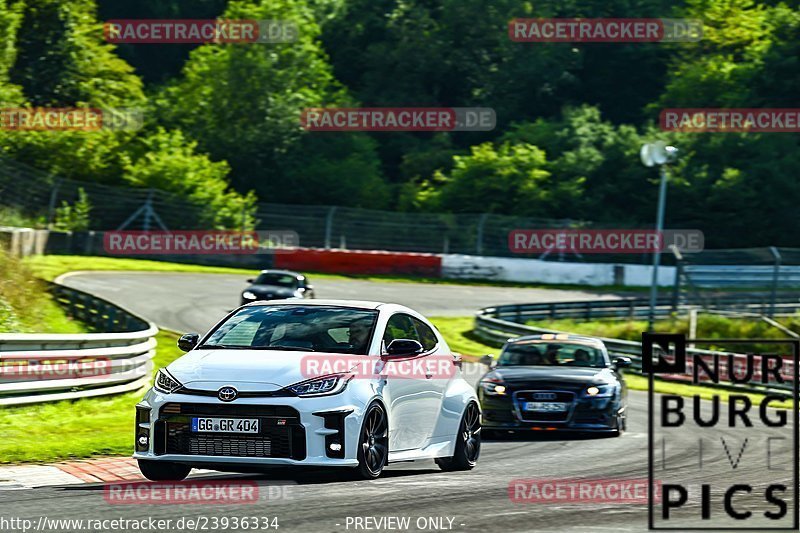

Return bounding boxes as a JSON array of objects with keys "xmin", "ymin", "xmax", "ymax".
[
  {"xmin": 285, "ymin": 374, "xmax": 351, "ymax": 397},
  {"xmin": 584, "ymin": 384, "xmax": 613, "ymax": 397},
  {"xmin": 479, "ymin": 379, "xmax": 507, "ymax": 396},
  {"xmin": 154, "ymin": 369, "xmax": 182, "ymax": 394},
  {"xmin": 242, "ymin": 291, "xmax": 257, "ymax": 300}
]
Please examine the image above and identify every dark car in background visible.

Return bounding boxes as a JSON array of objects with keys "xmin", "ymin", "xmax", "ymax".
[
  {"xmin": 240, "ymin": 269, "xmax": 315, "ymax": 305},
  {"xmin": 477, "ymin": 334, "xmax": 631, "ymax": 436}
]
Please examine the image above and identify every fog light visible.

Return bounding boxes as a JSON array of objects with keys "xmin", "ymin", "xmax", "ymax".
[
  {"xmin": 138, "ymin": 436, "xmax": 149, "ymax": 447},
  {"xmin": 329, "ymin": 442, "xmax": 342, "ymax": 452}
]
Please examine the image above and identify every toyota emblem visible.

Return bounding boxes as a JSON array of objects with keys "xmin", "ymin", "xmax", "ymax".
[{"xmin": 218, "ymin": 386, "xmax": 238, "ymax": 402}]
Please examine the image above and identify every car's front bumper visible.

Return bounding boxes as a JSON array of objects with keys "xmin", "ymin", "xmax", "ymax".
[
  {"xmin": 133, "ymin": 388, "xmax": 367, "ymax": 467},
  {"xmin": 479, "ymin": 390, "xmax": 623, "ymax": 432}
]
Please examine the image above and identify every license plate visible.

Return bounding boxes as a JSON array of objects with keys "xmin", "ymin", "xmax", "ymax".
[
  {"xmin": 191, "ymin": 417, "xmax": 259, "ymax": 433},
  {"xmin": 524, "ymin": 402, "xmax": 567, "ymax": 412}
]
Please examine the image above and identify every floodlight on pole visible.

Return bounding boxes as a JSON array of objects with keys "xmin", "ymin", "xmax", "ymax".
[{"xmin": 641, "ymin": 141, "xmax": 679, "ymax": 332}]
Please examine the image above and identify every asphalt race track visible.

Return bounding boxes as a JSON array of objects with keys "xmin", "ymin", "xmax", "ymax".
[
  {"xmin": 2, "ymin": 272, "xmax": 792, "ymax": 532},
  {"xmin": 57, "ymin": 271, "xmax": 622, "ymax": 333}
]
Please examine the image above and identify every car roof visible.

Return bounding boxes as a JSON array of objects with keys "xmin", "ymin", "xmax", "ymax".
[
  {"xmin": 243, "ymin": 298, "xmax": 385, "ymax": 310},
  {"xmin": 256, "ymin": 269, "xmax": 304, "ymax": 277},
  {"xmin": 507, "ymin": 334, "xmax": 606, "ymax": 348}
]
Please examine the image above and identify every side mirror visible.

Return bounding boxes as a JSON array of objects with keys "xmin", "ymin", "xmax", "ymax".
[
  {"xmin": 480, "ymin": 354, "xmax": 495, "ymax": 368},
  {"xmin": 385, "ymin": 339, "xmax": 424, "ymax": 357},
  {"xmin": 178, "ymin": 333, "xmax": 200, "ymax": 352},
  {"xmin": 614, "ymin": 357, "xmax": 632, "ymax": 369},
  {"xmin": 246, "ymin": 278, "xmax": 255, "ymax": 283}
]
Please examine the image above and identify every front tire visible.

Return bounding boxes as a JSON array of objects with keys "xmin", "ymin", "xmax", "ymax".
[
  {"xmin": 613, "ymin": 410, "xmax": 626, "ymax": 437},
  {"xmin": 436, "ymin": 402, "xmax": 480, "ymax": 471},
  {"xmin": 351, "ymin": 402, "xmax": 389, "ymax": 480},
  {"xmin": 138, "ymin": 460, "xmax": 191, "ymax": 481}
]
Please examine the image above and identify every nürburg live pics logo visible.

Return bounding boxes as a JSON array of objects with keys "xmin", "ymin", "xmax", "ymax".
[{"xmin": 645, "ymin": 333, "xmax": 799, "ymax": 530}]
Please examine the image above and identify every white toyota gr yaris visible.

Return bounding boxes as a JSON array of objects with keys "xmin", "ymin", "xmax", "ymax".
[{"xmin": 134, "ymin": 300, "xmax": 480, "ymax": 480}]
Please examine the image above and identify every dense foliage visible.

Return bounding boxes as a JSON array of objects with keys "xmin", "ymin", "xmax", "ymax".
[{"xmin": 0, "ymin": 0, "xmax": 798, "ymax": 244}]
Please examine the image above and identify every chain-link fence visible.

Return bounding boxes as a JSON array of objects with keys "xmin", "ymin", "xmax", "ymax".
[{"xmin": 0, "ymin": 157, "xmax": 620, "ymax": 258}]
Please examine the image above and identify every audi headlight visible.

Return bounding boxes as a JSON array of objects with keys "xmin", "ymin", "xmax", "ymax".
[
  {"xmin": 285, "ymin": 374, "xmax": 351, "ymax": 397},
  {"xmin": 479, "ymin": 378, "xmax": 507, "ymax": 396},
  {"xmin": 154, "ymin": 369, "xmax": 183, "ymax": 394},
  {"xmin": 242, "ymin": 291, "xmax": 257, "ymax": 300},
  {"xmin": 584, "ymin": 384, "xmax": 614, "ymax": 397}
]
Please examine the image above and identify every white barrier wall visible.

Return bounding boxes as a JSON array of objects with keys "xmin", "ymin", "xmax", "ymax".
[
  {"xmin": 442, "ymin": 254, "xmax": 676, "ymax": 287},
  {"xmin": 0, "ymin": 226, "xmax": 50, "ymax": 257}
]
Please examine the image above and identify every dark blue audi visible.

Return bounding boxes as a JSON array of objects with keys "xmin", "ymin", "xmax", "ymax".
[{"xmin": 477, "ymin": 334, "xmax": 631, "ymax": 436}]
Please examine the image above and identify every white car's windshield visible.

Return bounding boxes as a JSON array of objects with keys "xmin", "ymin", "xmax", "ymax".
[
  {"xmin": 498, "ymin": 342, "xmax": 606, "ymax": 368},
  {"xmin": 201, "ymin": 305, "xmax": 378, "ymax": 354}
]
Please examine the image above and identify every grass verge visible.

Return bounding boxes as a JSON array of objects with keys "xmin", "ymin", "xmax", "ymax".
[{"xmin": 0, "ymin": 249, "xmax": 86, "ymax": 333}]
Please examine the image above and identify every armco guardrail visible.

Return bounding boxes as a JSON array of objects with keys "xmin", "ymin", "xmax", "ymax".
[
  {"xmin": 486, "ymin": 295, "xmax": 800, "ymax": 323},
  {"xmin": 474, "ymin": 305, "xmax": 796, "ymax": 395},
  {"xmin": 0, "ymin": 283, "xmax": 158, "ymax": 406}
]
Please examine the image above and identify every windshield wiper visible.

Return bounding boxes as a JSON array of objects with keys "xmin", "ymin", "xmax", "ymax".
[
  {"xmin": 260, "ymin": 345, "xmax": 316, "ymax": 352},
  {"xmin": 197, "ymin": 344, "xmax": 250, "ymax": 349}
]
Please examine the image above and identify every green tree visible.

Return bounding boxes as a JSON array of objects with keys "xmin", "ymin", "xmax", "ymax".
[
  {"xmin": 53, "ymin": 187, "xmax": 91, "ymax": 231},
  {"xmin": 10, "ymin": 0, "xmax": 145, "ymax": 107},
  {"xmin": 421, "ymin": 141, "xmax": 583, "ymax": 217},
  {"xmin": 157, "ymin": 0, "xmax": 387, "ymax": 206},
  {"xmin": 121, "ymin": 128, "xmax": 257, "ymax": 229}
]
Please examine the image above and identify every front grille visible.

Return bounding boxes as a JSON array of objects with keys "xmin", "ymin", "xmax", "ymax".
[
  {"xmin": 515, "ymin": 391, "xmax": 575, "ymax": 403},
  {"xmin": 167, "ymin": 430, "xmax": 283, "ymax": 457},
  {"xmin": 156, "ymin": 403, "xmax": 305, "ymax": 460},
  {"xmin": 521, "ymin": 411, "xmax": 569, "ymax": 422},
  {"xmin": 482, "ymin": 409, "xmax": 515, "ymax": 423},
  {"xmin": 161, "ymin": 403, "xmax": 298, "ymax": 417},
  {"xmin": 514, "ymin": 390, "xmax": 575, "ymax": 423}
]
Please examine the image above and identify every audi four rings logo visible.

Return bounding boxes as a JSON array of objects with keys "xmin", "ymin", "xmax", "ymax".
[
  {"xmin": 533, "ymin": 392, "xmax": 557, "ymax": 400},
  {"xmin": 218, "ymin": 386, "xmax": 238, "ymax": 402}
]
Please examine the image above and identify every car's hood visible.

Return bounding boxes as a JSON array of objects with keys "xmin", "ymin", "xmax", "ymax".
[
  {"xmin": 246, "ymin": 284, "xmax": 296, "ymax": 297},
  {"xmin": 486, "ymin": 366, "xmax": 615, "ymax": 389},
  {"xmin": 167, "ymin": 349, "xmax": 329, "ymax": 392}
]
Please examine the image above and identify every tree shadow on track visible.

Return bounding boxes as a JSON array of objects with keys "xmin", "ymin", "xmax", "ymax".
[{"xmin": 482, "ymin": 430, "xmax": 618, "ymax": 442}]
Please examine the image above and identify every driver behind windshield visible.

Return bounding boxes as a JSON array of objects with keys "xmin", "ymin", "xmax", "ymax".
[
  {"xmin": 347, "ymin": 318, "xmax": 373, "ymax": 353},
  {"xmin": 572, "ymin": 348, "xmax": 592, "ymax": 367}
]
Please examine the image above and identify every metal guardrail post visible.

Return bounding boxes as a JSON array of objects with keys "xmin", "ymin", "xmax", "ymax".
[
  {"xmin": 476, "ymin": 213, "xmax": 488, "ymax": 256},
  {"xmin": 670, "ymin": 245, "xmax": 683, "ymax": 312},
  {"xmin": 769, "ymin": 246, "xmax": 781, "ymax": 318},
  {"xmin": 324, "ymin": 206, "xmax": 337, "ymax": 249}
]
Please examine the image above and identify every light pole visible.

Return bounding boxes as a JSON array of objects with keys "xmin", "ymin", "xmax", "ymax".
[{"xmin": 640, "ymin": 142, "xmax": 679, "ymax": 332}]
